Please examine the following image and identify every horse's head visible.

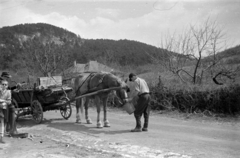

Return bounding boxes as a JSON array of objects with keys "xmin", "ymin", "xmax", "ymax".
[
  {"xmin": 102, "ymin": 73, "xmax": 131, "ymax": 106},
  {"xmin": 113, "ymin": 77, "xmax": 130, "ymax": 106},
  {"xmin": 114, "ymin": 87, "xmax": 129, "ymax": 106}
]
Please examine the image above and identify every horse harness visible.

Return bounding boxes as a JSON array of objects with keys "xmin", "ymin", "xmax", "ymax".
[{"xmin": 76, "ymin": 72, "xmax": 108, "ymax": 95}]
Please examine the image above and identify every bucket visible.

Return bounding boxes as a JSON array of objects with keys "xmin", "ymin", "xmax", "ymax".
[{"xmin": 123, "ymin": 102, "xmax": 135, "ymax": 115}]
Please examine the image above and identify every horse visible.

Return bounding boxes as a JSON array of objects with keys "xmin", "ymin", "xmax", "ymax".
[{"xmin": 72, "ymin": 72, "xmax": 129, "ymax": 128}]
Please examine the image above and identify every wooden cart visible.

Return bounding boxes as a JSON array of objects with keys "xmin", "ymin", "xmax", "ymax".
[{"xmin": 11, "ymin": 76, "xmax": 73, "ymax": 124}]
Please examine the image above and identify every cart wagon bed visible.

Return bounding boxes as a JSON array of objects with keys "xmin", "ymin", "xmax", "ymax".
[{"xmin": 12, "ymin": 76, "xmax": 73, "ymax": 123}]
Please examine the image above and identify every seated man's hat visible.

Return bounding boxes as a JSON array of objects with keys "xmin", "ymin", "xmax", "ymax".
[{"xmin": 1, "ymin": 72, "xmax": 12, "ymax": 78}]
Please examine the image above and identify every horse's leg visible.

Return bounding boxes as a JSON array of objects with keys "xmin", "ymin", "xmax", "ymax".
[
  {"xmin": 75, "ymin": 99, "xmax": 82, "ymax": 123},
  {"xmin": 95, "ymin": 96, "xmax": 103, "ymax": 128},
  {"xmin": 103, "ymin": 96, "xmax": 110, "ymax": 127},
  {"xmin": 84, "ymin": 97, "xmax": 92, "ymax": 124}
]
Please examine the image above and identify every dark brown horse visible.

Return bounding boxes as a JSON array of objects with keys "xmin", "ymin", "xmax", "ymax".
[{"xmin": 73, "ymin": 72, "xmax": 128, "ymax": 128}]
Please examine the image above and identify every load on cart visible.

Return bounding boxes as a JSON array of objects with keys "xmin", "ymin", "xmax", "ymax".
[{"xmin": 12, "ymin": 76, "xmax": 73, "ymax": 124}]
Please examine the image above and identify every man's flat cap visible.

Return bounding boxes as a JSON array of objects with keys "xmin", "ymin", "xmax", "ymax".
[{"xmin": 129, "ymin": 73, "xmax": 136, "ymax": 78}]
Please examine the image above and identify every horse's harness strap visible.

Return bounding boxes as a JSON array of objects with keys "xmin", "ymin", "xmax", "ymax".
[
  {"xmin": 87, "ymin": 73, "xmax": 97, "ymax": 90},
  {"xmin": 76, "ymin": 72, "xmax": 96, "ymax": 95},
  {"xmin": 76, "ymin": 72, "xmax": 108, "ymax": 95},
  {"xmin": 87, "ymin": 73, "xmax": 108, "ymax": 92}
]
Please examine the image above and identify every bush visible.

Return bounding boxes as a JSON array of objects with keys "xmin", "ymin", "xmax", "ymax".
[{"xmin": 150, "ymin": 81, "xmax": 240, "ymax": 115}]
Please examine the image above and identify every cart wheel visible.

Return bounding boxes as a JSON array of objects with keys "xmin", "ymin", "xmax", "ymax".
[
  {"xmin": 12, "ymin": 98, "xmax": 19, "ymax": 118},
  {"xmin": 31, "ymin": 100, "xmax": 43, "ymax": 124},
  {"xmin": 60, "ymin": 97, "xmax": 72, "ymax": 120}
]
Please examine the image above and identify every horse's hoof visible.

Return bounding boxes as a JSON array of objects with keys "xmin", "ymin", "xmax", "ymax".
[
  {"xmin": 97, "ymin": 122, "xmax": 103, "ymax": 128},
  {"xmin": 104, "ymin": 122, "xmax": 111, "ymax": 127},
  {"xmin": 86, "ymin": 119, "xmax": 92, "ymax": 124}
]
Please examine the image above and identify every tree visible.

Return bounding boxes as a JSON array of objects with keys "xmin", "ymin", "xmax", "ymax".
[
  {"xmin": 22, "ymin": 38, "xmax": 74, "ymax": 77},
  {"xmin": 152, "ymin": 18, "xmax": 235, "ymax": 85}
]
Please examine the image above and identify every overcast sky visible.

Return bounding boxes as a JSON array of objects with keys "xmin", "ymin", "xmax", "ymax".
[{"xmin": 0, "ymin": 0, "xmax": 240, "ymax": 48}]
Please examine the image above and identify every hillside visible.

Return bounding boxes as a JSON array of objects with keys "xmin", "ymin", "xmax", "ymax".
[
  {"xmin": 217, "ymin": 45, "xmax": 240, "ymax": 64},
  {"xmin": 0, "ymin": 23, "xmax": 83, "ymax": 73},
  {"xmin": 0, "ymin": 23, "xmax": 168, "ymax": 76},
  {"xmin": 202, "ymin": 45, "xmax": 240, "ymax": 65},
  {"xmin": 77, "ymin": 39, "xmax": 164, "ymax": 66},
  {"xmin": 0, "ymin": 23, "xmax": 239, "ymax": 78}
]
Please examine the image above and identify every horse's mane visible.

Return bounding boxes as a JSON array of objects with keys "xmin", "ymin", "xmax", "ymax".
[{"xmin": 107, "ymin": 73, "xmax": 126, "ymax": 88}]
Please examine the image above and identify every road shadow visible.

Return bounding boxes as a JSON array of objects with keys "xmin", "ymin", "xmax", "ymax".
[
  {"xmin": 16, "ymin": 117, "xmax": 58, "ymax": 128},
  {"xmin": 46, "ymin": 121, "xmax": 132, "ymax": 135},
  {"xmin": 16, "ymin": 116, "xmax": 131, "ymax": 135}
]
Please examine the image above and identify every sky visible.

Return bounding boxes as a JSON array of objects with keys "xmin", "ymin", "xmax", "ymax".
[{"xmin": 0, "ymin": 0, "xmax": 240, "ymax": 49}]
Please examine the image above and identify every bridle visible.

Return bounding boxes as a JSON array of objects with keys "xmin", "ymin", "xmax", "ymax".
[{"xmin": 114, "ymin": 88, "xmax": 128, "ymax": 105}]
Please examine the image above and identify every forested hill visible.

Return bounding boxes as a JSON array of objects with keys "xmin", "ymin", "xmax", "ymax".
[
  {"xmin": 1, "ymin": 23, "xmax": 239, "ymax": 76},
  {"xmin": 0, "ymin": 23, "xmax": 166, "ymax": 75},
  {"xmin": 0, "ymin": 23, "xmax": 83, "ymax": 73},
  {"xmin": 76, "ymin": 39, "xmax": 163, "ymax": 66}
]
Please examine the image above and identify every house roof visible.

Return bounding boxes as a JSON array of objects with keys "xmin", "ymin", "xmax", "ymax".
[
  {"xmin": 62, "ymin": 61, "xmax": 115, "ymax": 78},
  {"xmin": 67, "ymin": 63, "xmax": 85, "ymax": 74},
  {"xmin": 85, "ymin": 61, "xmax": 113, "ymax": 72}
]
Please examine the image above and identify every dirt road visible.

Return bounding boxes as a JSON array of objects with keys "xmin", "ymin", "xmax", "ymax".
[{"xmin": 1, "ymin": 107, "xmax": 239, "ymax": 158}]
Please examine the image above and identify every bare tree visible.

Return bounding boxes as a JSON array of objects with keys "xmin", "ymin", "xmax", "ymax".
[
  {"xmin": 22, "ymin": 38, "xmax": 73, "ymax": 77},
  {"xmin": 209, "ymin": 61, "xmax": 238, "ymax": 85},
  {"xmin": 152, "ymin": 18, "xmax": 234, "ymax": 85}
]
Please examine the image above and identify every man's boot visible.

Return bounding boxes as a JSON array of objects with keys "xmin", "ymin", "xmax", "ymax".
[
  {"xmin": 142, "ymin": 113, "xmax": 149, "ymax": 132},
  {"xmin": 7, "ymin": 107, "xmax": 28, "ymax": 138},
  {"xmin": 131, "ymin": 115, "xmax": 142, "ymax": 132},
  {"xmin": 0, "ymin": 136, "xmax": 5, "ymax": 144},
  {"xmin": 7, "ymin": 107, "xmax": 18, "ymax": 136},
  {"xmin": 0, "ymin": 119, "xmax": 5, "ymax": 143}
]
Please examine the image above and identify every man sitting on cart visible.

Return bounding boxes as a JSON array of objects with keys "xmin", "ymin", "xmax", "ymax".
[
  {"xmin": 0, "ymin": 79, "xmax": 12, "ymax": 143},
  {"xmin": 0, "ymin": 72, "xmax": 22, "ymax": 137}
]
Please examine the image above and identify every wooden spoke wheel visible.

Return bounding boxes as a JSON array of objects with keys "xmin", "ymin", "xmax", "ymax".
[
  {"xmin": 60, "ymin": 97, "xmax": 72, "ymax": 120},
  {"xmin": 31, "ymin": 100, "xmax": 43, "ymax": 124}
]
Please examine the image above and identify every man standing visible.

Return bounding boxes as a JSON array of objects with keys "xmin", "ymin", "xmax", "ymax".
[{"xmin": 128, "ymin": 73, "xmax": 151, "ymax": 132}]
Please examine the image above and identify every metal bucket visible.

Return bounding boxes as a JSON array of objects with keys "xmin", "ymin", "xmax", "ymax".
[{"xmin": 123, "ymin": 102, "xmax": 135, "ymax": 115}]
